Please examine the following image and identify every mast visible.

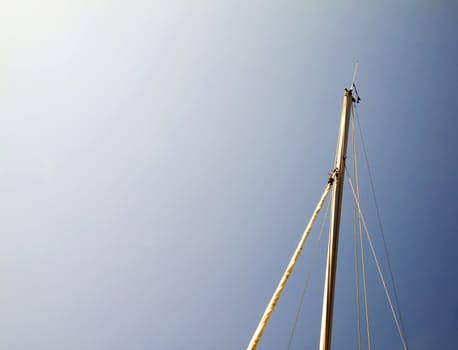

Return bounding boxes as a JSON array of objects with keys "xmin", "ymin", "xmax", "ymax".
[{"xmin": 319, "ymin": 88, "xmax": 353, "ymax": 350}]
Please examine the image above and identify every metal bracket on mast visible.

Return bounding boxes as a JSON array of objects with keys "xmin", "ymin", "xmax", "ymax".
[
  {"xmin": 328, "ymin": 168, "xmax": 338, "ymax": 185},
  {"xmin": 352, "ymin": 83, "xmax": 361, "ymax": 103}
]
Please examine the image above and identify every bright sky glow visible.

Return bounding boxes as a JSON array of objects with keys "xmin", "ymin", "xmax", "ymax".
[{"xmin": 1, "ymin": 1, "xmax": 457, "ymax": 349}]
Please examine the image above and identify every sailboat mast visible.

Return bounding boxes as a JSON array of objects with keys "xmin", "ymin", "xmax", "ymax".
[{"xmin": 319, "ymin": 88, "xmax": 353, "ymax": 350}]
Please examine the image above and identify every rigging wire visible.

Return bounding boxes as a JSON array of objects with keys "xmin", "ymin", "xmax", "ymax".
[
  {"xmin": 353, "ymin": 203, "xmax": 362, "ymax": 350},
  {"xmin": 351, "ymin": 103, "xmax": 371, "ymax": 350},
  {"xmin": 351, "ymin": 105, "xmax": 362, "ymax": 350},
  {"xmin": 353, "ymin": 105, "xmax": 409, "ymax": 347},
  {"xmin": 347, "ymin": 177, "xmax": 409, "ymax": 350},
  {"xmin": 286, "ymin": 194, "xmax": 332, "ymax": 350}
]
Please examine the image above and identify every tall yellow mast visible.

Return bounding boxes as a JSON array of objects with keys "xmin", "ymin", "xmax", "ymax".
[{"xmin": 319, "ymin": 88, "xmax": 354, "ymax": 350}]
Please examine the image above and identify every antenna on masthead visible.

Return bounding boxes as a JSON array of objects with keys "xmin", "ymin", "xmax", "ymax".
[
  {"xmin": 351, "ymin": 62, "xmax": 361, "ymax": 103},
  {"xmin": 351, "ymin": 62, "xmax": 359, "ymax": 88}
]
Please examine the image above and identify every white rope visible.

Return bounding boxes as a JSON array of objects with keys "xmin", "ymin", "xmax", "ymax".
[
  {"xmin": 347, "ymin": 178, "xmax": 409, "ymax": 350},
  {"xmin": 287, "ymin": 194, "xmax": 332, "ymax": 350},
  {"xmin": 247, "ymin": 183, "xmax": 332, "ymax": 350}
]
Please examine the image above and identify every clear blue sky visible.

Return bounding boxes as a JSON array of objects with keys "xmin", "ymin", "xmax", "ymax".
[{"xmin": 1, "ymin": 1, "xmax": 457, "ymax": 349}]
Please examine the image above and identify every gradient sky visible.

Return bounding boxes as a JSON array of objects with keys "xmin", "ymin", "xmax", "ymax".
[{"xmin": 1, "ymin": 1, "xmax": 458, "ymax": 349}]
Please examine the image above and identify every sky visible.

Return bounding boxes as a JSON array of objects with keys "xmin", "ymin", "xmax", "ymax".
[{"xmin": 1, "ymin": 1, "xmax": 458, "ymax": 349}]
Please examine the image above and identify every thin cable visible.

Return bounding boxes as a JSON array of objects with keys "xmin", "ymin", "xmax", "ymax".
[
  {"xmin": 351, "ymin": 106, "xmax": 362, "ymax": 350},
  {"xmin": 287, "ymin": 195, "xmax": 332, "ymax": 350},
  {"xmin": 354, "ymin": 105, "xmax": 408, "ymax": 347},
  {"xmin": 351, "ymin": 104, "xmax": 371, "ymax": 350},
  {"xmin": 359, "ymin": 205, "xmax": 371, "ymax": 350},
  {"xmin": 347, "ymin": 178, "xmax": 409, "ymax": 350}
]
